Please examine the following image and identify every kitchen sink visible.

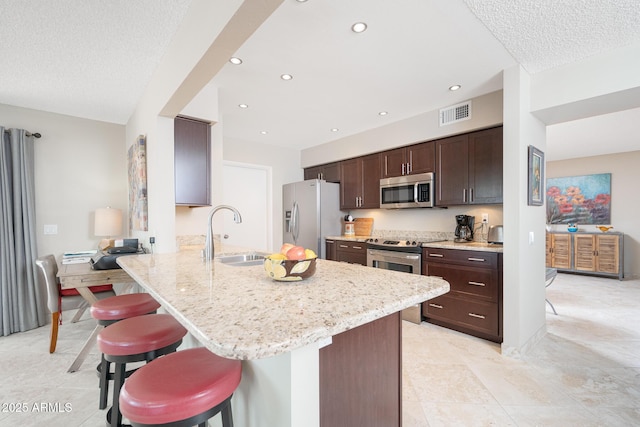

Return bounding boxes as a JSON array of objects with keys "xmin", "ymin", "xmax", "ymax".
[{"xmin": 216, "ymin": 253, "xmax": 267, "ymax": 267}]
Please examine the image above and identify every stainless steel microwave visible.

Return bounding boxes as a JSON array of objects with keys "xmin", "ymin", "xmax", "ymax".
[{"xmin": 380, "ymin": 172, "xmax": 434, "ymax": 208}]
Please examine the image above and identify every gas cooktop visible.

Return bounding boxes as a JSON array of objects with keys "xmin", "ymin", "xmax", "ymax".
[{"xmin": 365, "ymin": 237, "xmax": 446, "ymax": 252}]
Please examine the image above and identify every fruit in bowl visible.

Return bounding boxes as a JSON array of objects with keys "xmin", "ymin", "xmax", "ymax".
[{"xmin": 264, "ymin": 245, "xmax": 317, "ymax": 281}]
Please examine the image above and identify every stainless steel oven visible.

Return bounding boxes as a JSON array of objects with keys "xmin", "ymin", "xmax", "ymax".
[{"xmin": 366, "ymin": 238, "xmax": 438, "ymax": 324}]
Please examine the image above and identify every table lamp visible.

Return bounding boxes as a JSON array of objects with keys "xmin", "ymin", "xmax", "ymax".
[{"xmin": 95, "ymin": 207, "xmax": 123, "ymax": 250}]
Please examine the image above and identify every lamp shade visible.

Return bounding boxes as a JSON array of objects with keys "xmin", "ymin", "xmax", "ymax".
[{"xmin": 94, "ymin": 207, "xmax": 123, "ymax": 237}]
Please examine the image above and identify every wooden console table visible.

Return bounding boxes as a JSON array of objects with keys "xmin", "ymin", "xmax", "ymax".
[
  {"xmin": 545, "ymin": 231, "xmax": 624, "ymax": 280},
  {"xmin": 57, "ymin": 262, "xmax": 137, "ymax": 372}
]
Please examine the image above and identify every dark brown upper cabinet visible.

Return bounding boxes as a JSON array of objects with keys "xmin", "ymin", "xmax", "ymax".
[
  {"xmin": 381, "ymin": 141, "xmax": 435, "ymax": 178},
  {"xmin": 435, "ymin": 126, "xmax": 502, "ymax": 206},
  {"xmin": 174, "ymin": 116, "xmax": 211, "ymax": 206},
  {"xmin": 304, "ymin": 162, "xmax": 340, "ymax": 183},
  {"xmin": 340, "ymin": 154, "xmax": 381, "ymax": 209}
]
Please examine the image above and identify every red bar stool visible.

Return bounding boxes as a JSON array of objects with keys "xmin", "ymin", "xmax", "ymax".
[
  {"xmin": 97, "ymin": 313, "xmax": 188, "ymax": 427},
  {"xmin": 91, "ymin": 293, "xmax": 161, "ymax": 411},
  {"xmin": 119, "ymin": 347, "xmax": 242, "ymax": 427}
]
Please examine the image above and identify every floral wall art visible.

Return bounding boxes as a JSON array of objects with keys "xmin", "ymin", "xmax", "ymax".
[{"xmin": 546, "ymin": 173, "xmax": 611, "ymax": 225}]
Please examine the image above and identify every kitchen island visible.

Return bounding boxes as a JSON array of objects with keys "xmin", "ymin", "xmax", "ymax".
[{"xmin": 117, "ymin": 248, "xmax": 449, "ymax": 427}]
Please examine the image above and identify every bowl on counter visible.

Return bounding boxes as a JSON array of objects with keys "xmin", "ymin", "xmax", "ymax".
[{"xmin": 264, "ymin": 256, "xmax": 317, "ymax": 282}]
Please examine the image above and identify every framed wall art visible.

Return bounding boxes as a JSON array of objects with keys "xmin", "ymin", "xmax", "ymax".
[
  {"xmin": 546, "ymin": 173, "xmax": 611, "ymax": 224},
  {"xmin": 527, "ymin": 145, "xmax": 544, "ymax": 206}
]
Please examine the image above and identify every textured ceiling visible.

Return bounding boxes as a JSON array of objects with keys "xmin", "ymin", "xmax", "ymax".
[
  {"xmin": 0, "ymin": 0, "xmax": 639, "ymax": 160},
  {"xmin": 0, "ymin": 0, "xmax": 191, "ymax": 124},
  {"xmin": 464, "ymin": 0, "xmax": 640, "ymax": 73}
]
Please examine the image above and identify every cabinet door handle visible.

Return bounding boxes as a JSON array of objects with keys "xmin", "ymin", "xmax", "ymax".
[
  {"xmin": 468, "ymin": 312, "xmax": 485, "ymax": 319},
  {"xmin": 468, "ymin": 281, "xmax": 486, "ymax": 287},
  {"xmin": 463, "ymin": 188, "xmax": 467, "ymax": 202},
  {"xmin": 339, "ymin": 244, "xmax": 348, "ymax": 248},
  {"xmin": 353, "ymin": 246, "xmax": 362, "ymax": 250},
  {"xmin": 402, "ymin": 163, "xmax": 405, "ymax": 175},
  {"xmin": 468, "ymin": 257, "xmax": 486, "ymax": 262},
  {"xmin": 428, "ymin": 303, "xmax": 443, "ymax": 309},
  {"xmin": 428, "ymin": 253, "xmax": 444, "ymax": 258},
  {"xmin": 469, "ymin": 187, "xmax": 474, "ymax": 202}
]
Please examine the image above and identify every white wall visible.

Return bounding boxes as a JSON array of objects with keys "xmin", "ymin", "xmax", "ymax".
[
  {"xmin": 1, "ymin": 103, "xmax": 126, "ymax": 257},
  {"xmin": 302, "ymin": 90, "xmax": 503, "ymax": 167},
  {"xmin": 222, "ymin": 137, "xmax": 303, "ymax": 252},
  {"xmin": 502, "ymin": 66, "xmax": 548, "ymax": 356},
  {"xmin": 547, "ymin": 151, "xmax": 639, "ymax": 279}
]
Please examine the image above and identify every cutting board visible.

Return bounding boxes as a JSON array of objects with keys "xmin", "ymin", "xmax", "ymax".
[{"xmin": 353, "ymin": 218, "xmax": 374, "ymax": 236}]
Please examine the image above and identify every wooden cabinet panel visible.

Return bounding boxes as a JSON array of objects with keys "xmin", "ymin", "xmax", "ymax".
[
  {"xmin": 427, "ymin": 264, "xmax": 497, "ymax": 302},
  {"xmin": 435, "ymin": 134, "xmax": 469, "ymax": 205},
  {"xmin": 174, "ymin": 116, "xmax": 211, "ymax": 206},
  {"xmin": 424, "ymin": 294, "xmax": 499, "ymax": 339},
  {"xmin": 547, "ymin": 233, "xmax": 571, "ymax": 269},
  {"xmin": 325, "ymin": 239, "xmax": 337, "ymax": 261},
  {"xmin": 408, "ymin": 141, "xmax": 436, "ymax": 175},
  {"xmin": 423, "ymin": 248, "xmax": 502, "ymax": 342},
  {"xmin": 335, "ymin": 241, "xmax": 367, "ymax": 265},
  {"xmin": 381, "ymin": 141, "xmax": 435, "ymax": 178},
  {"xmin": 595, "ymin": 234, "xmax": 620, "ymax": 275},
  {"xmin": 320, "ymin": 312, "xmax": 401, "ymax": 427},
  {"xmin": 574, "ymin": 234, "xmax": 596, "ymax": 271},
  {"xmin": 381, "ymin": 147, "xmax": 407, "ymax": 178},
  {"xmin": 435, "ymin": 126, "xmax": 503, "ymax": 206},
  {"xmin": 304, "ymin": 162, "xmax": 340, "ymax": 183},
  {"xmin": 340, "ymin": 154, "xmax": 380, "ymax": 209},
  {"xmin": 468, "ymin": 127, "xmax": 503, "ymax": 204},
  {"xmin": 546, "ymin": 232, "xmax": 623, "ymax": 279}
]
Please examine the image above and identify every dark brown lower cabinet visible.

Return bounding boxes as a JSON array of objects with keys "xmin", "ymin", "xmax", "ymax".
[
  {"xmin": 320, "ymin": 312, "xmax": 401, "ymax": 427},
  {"xmin": 335, "ymin": 241, "xmax": 367, "ymax": 265},
  {"xmin": 423, "ymin": 248, "xmax": 503, "ymax": 343}
]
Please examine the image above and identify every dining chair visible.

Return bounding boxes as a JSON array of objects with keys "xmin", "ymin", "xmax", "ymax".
[{"xmin": 35, "ymin": 254, "xmax": 116, "ymax": 353}]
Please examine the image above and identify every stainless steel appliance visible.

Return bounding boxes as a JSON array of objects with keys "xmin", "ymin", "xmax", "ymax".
[
  {"xmin": 488, "ymin": 225, "xmax": 504, "ymax": 244},
  {"xmin": 454, "ymin": 214, "xmax": 475, "ymax": 242},
  {"xmin": 366, "ymin": 237, "xmax": 445, "ymax": 324},
  {"xmin": 379, "ymin": 172, "xmax": 434, "ymax": 208},
  {"xmin": 283, "ymin": 179, "xmax": 342, "ymax": 259}
]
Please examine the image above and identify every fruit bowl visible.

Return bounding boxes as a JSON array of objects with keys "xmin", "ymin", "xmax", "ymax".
[{"xmin": 264, "ymin": 256, "xmax": 317, "ymax": 282}]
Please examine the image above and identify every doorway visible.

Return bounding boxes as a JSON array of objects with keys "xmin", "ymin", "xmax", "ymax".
[{"xmin": 221, "ymin": 161, "xmax": 272, "ymax": 252}]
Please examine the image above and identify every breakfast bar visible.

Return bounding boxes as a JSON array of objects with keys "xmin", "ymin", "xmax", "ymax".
[{"xmin": 117, "ymin": 248, "xmax": 449, "ymax": 427}]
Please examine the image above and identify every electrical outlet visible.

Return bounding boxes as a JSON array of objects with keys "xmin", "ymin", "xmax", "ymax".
[
  {"xmin": 481, "ymin": 213, "xmax": 489, "ymax": 224},
  {"xmin": 149, "ymin": 236, "xmax": 155, "ymax": 244}
]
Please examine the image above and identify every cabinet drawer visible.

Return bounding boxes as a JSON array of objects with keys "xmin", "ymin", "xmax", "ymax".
[
  {"xmin": 336, "ymin": 241, "xmax": 366, "ymax": 252},
  {"xmin": 423, "ymin": 248, "xmax": 497, "ymax": 268},
  {"xmin": 335, "ymin": 241, "xmax": 367, "ymax": 265},
  {"xmin": 426, "ymin": 264, "xmax": 497, "ymax": 301},
  {"xmin": 423, "ymin": 294, "xmax": 499, "ymax": 337}
]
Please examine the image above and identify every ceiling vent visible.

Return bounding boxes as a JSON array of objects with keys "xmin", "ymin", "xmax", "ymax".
[{"xmin": 439, "ymin": 101, "xmax": 471, "ymax": 126}]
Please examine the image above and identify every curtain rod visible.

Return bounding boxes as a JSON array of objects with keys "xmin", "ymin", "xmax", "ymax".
[{"xmin": 3, "ymin": 129, "xmax": 41, "ymax": 138}]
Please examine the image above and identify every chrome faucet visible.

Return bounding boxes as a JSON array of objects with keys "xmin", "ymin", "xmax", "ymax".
[{"xmin": 204, "ymin": 205, "xmax": 242, "ymax": 260}]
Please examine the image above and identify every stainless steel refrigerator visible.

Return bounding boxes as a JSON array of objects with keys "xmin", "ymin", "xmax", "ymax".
[{"xmin": 283, "ymin": 179, "xmax": 342, "ymax": 259}]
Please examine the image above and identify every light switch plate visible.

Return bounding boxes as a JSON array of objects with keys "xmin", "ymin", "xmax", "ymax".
[
  {"xmin": 529, "ymin": 231, "xmax": 534, "ymax": 244},
  {"xmin": 44, "ymin": 224, "xmax": 58, "ymax": 235}
]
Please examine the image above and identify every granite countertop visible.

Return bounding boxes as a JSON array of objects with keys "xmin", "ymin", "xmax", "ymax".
[
  {"xmin": 422, "ymin": 240, "xmax": 503, "ymax": 253},
  {"xmin": 117, "ymin": 248, "xmax": 449, "ymax": 360},
  {"xmin": 327, "ymin": 235, "xmax": 503, "ymax": 253}
]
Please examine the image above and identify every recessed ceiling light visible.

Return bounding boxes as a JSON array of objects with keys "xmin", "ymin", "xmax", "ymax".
[
  {"xmin": 296, "ymin": 0, "xmax": 308, "ymax": 2},
  {"xmin": 351, "ymin": 22, "xmax": 367, "ymax": 33},
  {"xmin": 449, "ymin": 84, "xmax": 461, "ymax": 91},
  {"xmin": 280, "ymin": 74, "xmax": 293, "ymax": 81},
  {"xmin": 260, "ymin": 131, "xmax": 268, "ymax": 135},
  {"xmin": 378, "ymin": 111, "xmax": 388, "ymax": 116},
  {"xmin": 238, "ymin": 104, "xmax": 248, "ymax": 109},
  {"xmin": 229, "ymin": 57, "xmax": 243, "ymax": 65},
  {"xmin": 331, "ymin": 128, "xmax": 339, "ymax": 132}
]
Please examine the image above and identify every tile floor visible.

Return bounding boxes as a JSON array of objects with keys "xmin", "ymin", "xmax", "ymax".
[{"xmin": 1, "ymin": 273, "xmax": 639, "ymax": 426}]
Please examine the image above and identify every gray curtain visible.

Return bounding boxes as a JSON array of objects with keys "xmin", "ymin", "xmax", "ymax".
[{"xmin": 0, "ymin": 127, "xmax": 46, "ymax": 336}]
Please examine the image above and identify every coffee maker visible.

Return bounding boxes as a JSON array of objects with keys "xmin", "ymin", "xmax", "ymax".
[{"xmin": 454, "ymin": 214, "xmax": 475, "ymax": 242}]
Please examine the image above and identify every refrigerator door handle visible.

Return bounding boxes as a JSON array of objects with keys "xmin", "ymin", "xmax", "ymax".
[{"xmin": 292, "ymin": 201, "xmax": 299, "ymax": 243}]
